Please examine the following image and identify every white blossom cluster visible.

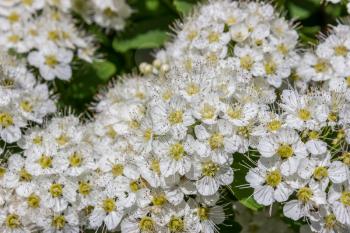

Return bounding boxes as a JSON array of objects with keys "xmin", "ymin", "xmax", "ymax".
[
  {"xmin": 246, "ymin": 87, "xmax": 350, "ymax": 232},
  {"xmin": 0, "ymin": 52, "xmax": 55, "ymax": 144},
  {"xmin": 72, "ymin": 0, "xmax": 133, "ymax": 31},
  {"xmin": 151, "ymin": 0, "xmax": 299, "ymax": 88},
  {"xmin": 296, "ymin": 23, "xmax": 350, "ymax": 97},
  {"xmin": 0, "ymin": 0, "xmax": 97, "ymax": 81}
]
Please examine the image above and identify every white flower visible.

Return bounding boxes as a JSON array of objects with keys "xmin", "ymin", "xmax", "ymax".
[
  {"xmin": 28, "ymin": 44, "xmax": 72, "ymax": 80},
  {"xmin": 328, "ymin": 183, "xmax": 350, "ymax": 225}
]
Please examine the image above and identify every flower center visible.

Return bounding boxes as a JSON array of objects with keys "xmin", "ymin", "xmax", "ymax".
[
  {"xmin": 186, "ymin": 83, "xmax": 200, "ymax": 96},
  {"xmin": 197, "ymin": 207, "xmax": 209, "ymax": 221},
  {"xmin": 1, "ymin": 78, "xmax": 15, "ymax": 87},
  {"xmin": 69, "ymin": 152, "xmax": 83, "ymax": 167},
  {"xmin": 334, "ymin": 45, "xmax": 348, "ymax": 56},
  {"xmin": 112, "ymin": 164, "xmax": 124, "ymax": 176},
  {"xmin": 6, "ymin": 214, "xmax": 20, "ymax": 228},
  {"xmin": 0, "ymin": 167, "xmax": 6, "ymax": 177},
  {"xmin": 227, "ymin": 107, "xmax": 242, "ymax": 120},
  {"xmin": 202, "ymin": 161, "xmax": 220, "ymax": 177},
  {"xmin": 56, "ymin": 134, "xmax": 69, "ymax": 146},
  {"xmin": 45, "ymin": 55, "xmax": 59, "ymax": 68},
  {"xmin": 27, "ymin": 194, "xmax": 40, "ymax": 208},
  {"xmin": 296, "ymin": 187, "xmax": 313, "ymax": 202},
  {"xmin": 22, "ymin": 0, "xmax": 33, "ymax": 6},
  {"xmin": 327, "ymin": 112, "xmax": 338, "ymax": 122},
  {"xmin": 143, "ymin": 128, "xmax": 152, "ymax": 141},
  {"xmin": 78, "ymin": 182, "xmax": 92, "ymax": 196},
  {"xmin": 20, "ymin": 100, "xmax": 33, "ymax": 112},
  {"xmin": 52, "ymin": 215, "xmax": 65, "ymax": 230},
  {"xmin": 341, "ymin": 191, "xmax": 350, "ymax": 207},
  {"xmin": 313, "ymin": 166, "xmax": 328, "ymax": 180},
  {"xmin": 207, "ymin": 31, "xmax": 220, "ymax": 43},
  {"xmin": 277, "ymin": 43, "xmax": 288, "ymax": 55},
  {"xmin": 168, "ymin": 110, "xmax": 184, "ymax": 124},
  {"xmin": 150, "ymin": 159, "xmax": 161, "ymax": 174},
  {"xmin": 19, "ymin": 168, "xmax": 32, "ymax": 182},
  {"xmin": 313, "ymin": 60, "xmax": 328, "ymax": 73},
  {"xmin": 324, "ymin": 214, "xmax": 336, "ymax": 229},
  {"xmin": 50, "ymin": 183, "xmax": 63, "ymax": 198},
  {"xmin": 170, "ymin": 143, "xmax": 185, "ymax": 160},
  {"xmin": 267, "ymin": 120, "xmax": 281, "ymax": 132},
  {"xmin": 130, "ymin": 180, "xmax": 140, "ymax": 192},
  {"xmin": 0, "ymin": 112, "xmax": 14, "ymax": 128},
  {"xmin": 341, "ymin": 152, "xmax": 350, "ymax": 166},
  {"xmin": 139, "ymin": 216, "xmax": 155, "ymax": 232},
  {"xmin": 209, "ymin": 133, "xmax": 224, "ymax": 150},
  {"xmin": 308, "ymin": 131, "xmax": 319, "ymax": 140},
  {"xmin": 265, "ymin": 170, "xmax": 282, "ymax": 187},
  {"xmin": 264, "ymin": 61, "xmax": 277, "ymax": 75},
  {"xmin": 298, "ymin": 108, "xmax": 311, "ymax": 121},
  {"xmin": 240, "ymin": 55, "xmax": 253, "ymax": 70},
  {"xmin": 38, "ymin": 155, "xmax": 53, "ymax": 169},
  {"xmin": 168, "ymin": 217, "xmax": 184, "ymax": 232},
  {"xmin": 7, "ymin": 12, "xmax": 20, "ymax": 23},
  {"xmin": 277, "ymin": 144, "xmax": 293, "ymax": 159},
  {"xmin": 102, "ymin": 198, "xmax": 116, "ymax": 213},
  {"xmin": 201, "ymin": 104, "xmax": 215, "ymax": 119},
  {"xmin": 186, "ymin": 30, "xmax": 198, "ymax": 41},
  {"xmin": 152, "ymin": 194, "xmax": 167, "ymax": 206},
  {"xmin": 32, "ymin": 136, "xmax": 43, "ymax": 145}
]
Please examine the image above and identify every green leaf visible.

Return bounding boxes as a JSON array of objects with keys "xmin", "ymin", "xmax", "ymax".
[
  {"xmin": 231, "ymin": 152, "xmax": 263, "ymax": 211},
  {"xmin": 288, "ymin": 2, "xmax": 311, "ymax": 19},
  {"xmin": 113, "ymin": 30, "xmax": 169, "ymax": 53},
  {"xmin": 173, "ymin": 0, "xmax": 194, "ymax": 15},
  {"xmin": 92, "ymin": 60, "xmax": 117, "ymax": 81},
  {"xmin": 239, "ymin": 197, "xmax": 263, "ymax": 212}
]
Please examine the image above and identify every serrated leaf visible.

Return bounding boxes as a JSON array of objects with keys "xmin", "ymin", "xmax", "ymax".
[
  {"xmin": 113, "ymin": 30, "xmax": 168, "ymax": 53},
  {"xmin": 92, "ymin": 60, "xmax": 116, "ymax": 81},
  {"xmin": 173, "ymin": 0, "xmax": 194, "ymax": 15}
]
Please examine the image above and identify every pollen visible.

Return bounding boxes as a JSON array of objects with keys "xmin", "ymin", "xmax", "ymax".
[
  {"xmin": 168, "ymin": 216, "xmax": 184, "ymax": 232},
  {"xmin": 202, "ymin": 161, "xmax": 220, "ymax": 177},
  {"xmin": 143, "ymin": 128, "xmax": 152, "ymax": 141},
  {"xmin": 130, "ymin": 180, "xmax": 140, "ymax": 192},
  {"xmin": 27, "ymin": 194, "xmax": 40, "ymax": 208},
  {"xmin": 69, "ymin": 152, "xmax": 83, "ymax": 167},
  {"xmin": 152, "ymin": 194, "xmax": 167, "ymax": 206},
  {"xmin": 207, "ymin": 32, "xmax": 220, "ymax": 43},
  {"xmin": 313, "ymin": 166, "xmax": 328, "ymax": 180},
  {"xmin": 48, "ymin": 30, "xmax": 60, "ymax": 41},
  {"xmin": 277, "ymin": 144, "xmax": 293, "ymax": 159},
  {"xmin": 277, "ymin": 43, "xmax": 288, "ymax": 55},
  {"xmin": 112, "ymin": 164, "xmax": 124, "ymax": 176},
  {"xmin": 20, "ymin": 100, "xmax": 33, "ymax": 112},
  {"xmin": 328, "ymin": 112, "xmax": 338, "ymax": 122},
  {"xmin": 227, "ymin": 107, "xmax": 242, "ymax": 120},
  {"xmin": 50, "ymin": 183, "xmax": 63, "ymax": 198},
  {"xmin": 308, "ymin": 131, "xmax": 319, "ymax": 140},
  {"xmin": 52, "ymin": 215, "xmax": 65, "ymax": 230},
  {"xmin": 201, "ymin": 104, "xmax": 215, "ymax": 120},
  {"xmin": 296, "ymin": 187, "xmax": 313, "ymax": 202},
  {"xmin": 38, "ymin": 154, "xmax": 53, "ymax": 169},
  {"xmin": 341, "ymin": 191, "xmax": 350, "ymax": 207},
  {"xmin": 8, "ymin": 34, "xmax": 20, "ymax": 43},
  {"xmin": 0, "ymin": 166, "xmax": 6, "ymax": 177},
  {"xmin": 240, "ymin": 55, "xmax": 253, "ymax": 70},
  {"xmin": 0, "ymin": 112, "xmax": 14, "ymax": 128},
  {"xmin": 45, "ymin": 55, "xmax": 59, "ymax": 68},
  {"xmin": 186, "ymin": 83, "xmax": 200, "ymax": 96},
  {"xmin": 6, "ymin": 214, "xmax": 21, "ymax": 229},
  {"xmin": 7, "ymin": 12, "xmax": 20, "ymax": 23},
  {"xmin": 298, "ymin": 108, "xmax": 311, "ymax": 121},
  {"xmin": 197, "ymin": 207, "xmax": 209, "ymax": 221},
  {"xmin": 267, "ymin": 119, "xmax": 282, "ymax": 132},
  {"xmin": 102, "ymin": 198, "xmax": 116, "ymax": 213},
  {"xmin": 170, "ymin": 143, "xmax": 185, "ymax": 160},
  {"xmin": 313, "ymin": 60, "xmax": 328, "ymax": 73},
  {"xmin": 139, "ymin": 216, "xmax": 155, "ymax": 232},
  {"xmin": 341, "ymin": 152, "xmax": 350, "ymax": 166},
  {"xmin": 265, "ymin": 170, "xmax": 282, "ymax": 187},
  {"xmin": 209, "ymin": 133, "xmax": 224, "ymax": 150},
  {"xmin": 56, "ymin": 134, "xmax": 69, "ymax": 146},
  {"xmin": 32, "ymin": 136, "xmax": 43, "ymax": 145},
  {"xmin": 19, "ymin": 168, "xmax": 32, "ymax": 182},
  {"xmin": 334, "ymin": 45, "xmax": 348, "ymax": 56},
  {"xmin": 346, "ymin": 76, "xmax": 350, "ymax": 87},
  {"xmin": 22, "ymin": 0, "xmax": 34, "ymax": 6},
  {"xmin": 264, "ymin": 61, "xmax": 277, "ymax": 75},
  {"xmin": 186, "ymin": 30, "xmax": 198, "ymax": 41},
  {"xmin": 168, "ymin": 110, "xmax": 184, "ymax": 124},
  {"xmin": 150, "ymin": 159, "xmax": 161, "ymax": 174},
  {"xmin": 324, "ymin": 214, "xmax": 336, "ymax": 229},
  {"xmin": 78, "ymin": 182, "xmax": 92, "ymax": 196},
  {"xmin": 162, "ymin": 90, "xmax": 172, "ymax": 101}
]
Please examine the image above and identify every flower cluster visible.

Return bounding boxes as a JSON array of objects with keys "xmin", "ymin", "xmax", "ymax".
[
  {"xmin": 0, "ymin": 115, "xmax": 97, "ymax": 232},
  {"xmin": 246, "ymin": 87, "xmax": 350, "ymax": 232},
  {"xmin": 72, "ymin": 0, "xmax": 133, "ymax": 31},
  {"xmin": 151, "ymin": 0, "xmax": 299, "ymax": 88},
  {"xmin": 0, "ymin": 52, "xmax": 55, "ymax": 143},
  {"xmin": 0, "ymin": 0, "xmax": 97, "ymax": 81}
]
